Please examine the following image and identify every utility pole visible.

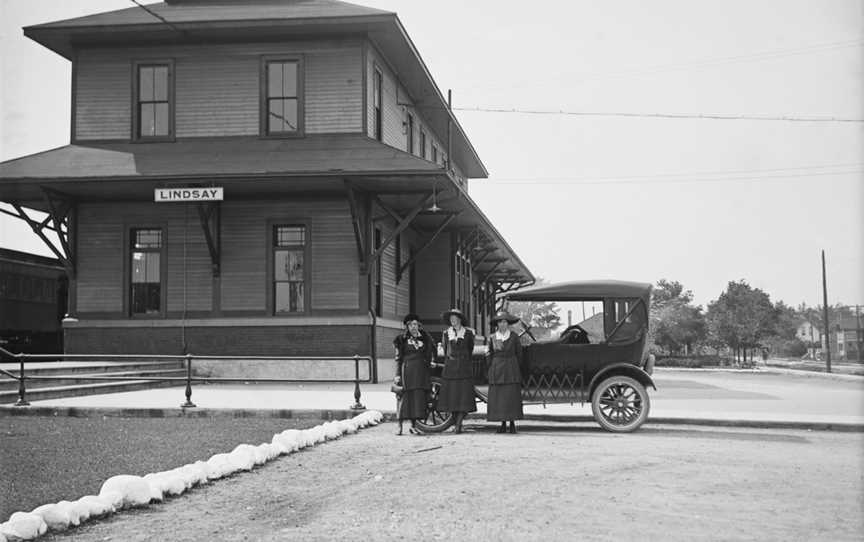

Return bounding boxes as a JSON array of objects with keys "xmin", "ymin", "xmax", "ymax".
[
  {"xmin": 821, "ymin": 250, "xmax": 831, "ymax": 373},
  {"xmin": 857, "ymin": 305, "xmax": 862, "ymax": 364}
]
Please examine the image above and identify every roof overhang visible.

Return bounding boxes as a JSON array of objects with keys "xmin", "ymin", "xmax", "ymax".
[{"xmin": 0, "ymin": 138, "xmax": 531, "ymax": 284}]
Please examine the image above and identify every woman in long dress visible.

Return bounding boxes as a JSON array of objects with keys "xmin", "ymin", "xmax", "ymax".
[
  {"xmin": 393, "ymin": 313, "xmax": 435, "ymax": 435},
  {"xmin": 486, "ymin": 311, "xmax": 524, "ymax": 434},
  {"xmin": 436, "ymin": 308, "xmax": 476, "ymax": 433}
]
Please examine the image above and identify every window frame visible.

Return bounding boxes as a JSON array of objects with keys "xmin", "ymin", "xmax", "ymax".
[
  {"xmin": 260, "ymin": 55, "xmax": 305, "ymax": 138},
  {"xmin": 132, "ymin": 59, "xmax": 175, "ymax": 142},
  {"xmin": 127, "ymin": 226, "xmax": 167, "ymax": 318},
  {"xmin": 268, "ymin": 223, "xmax": 311, "ymax": 315},
  {"xmin": 406, "ymin": 113, "xmax": 415, "ymax": 154},
  {"xmin": 431, "ymin": 144, "xmax": 438, "ymax": 163},
  {"xmin": 419, "ymin": 128, "xmax": 426, "ymax": 159},
  {"xmin": 373, "ymin": 65, "xmax": 383, "ymax": 141}
]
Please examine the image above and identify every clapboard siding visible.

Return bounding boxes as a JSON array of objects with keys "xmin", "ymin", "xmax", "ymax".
[
  {"xmin": 75, "ymin": 39, "xmax": 362, "ymax": 140},
  {"xmin": 76, "ymin": 204, "xmax": 124, "ymax": 312},
  {"xmin": 75, "ymin": 56, "xmax": 131, "ymax": 140},
  {"xmin": 221, "ymin": 199, "xmax": 358, "ymax": 312},
  {"xmin": 175, "ymin": 55, "xmax": 259, "ymax": 137},
  {"xmin": 366, "ymin": 43, "xmax": 447, "ymax": 164},
  {"xmin": 306, "ymin": 48, "xmax": 363, "ymax": 134},
  {"xmin": 76, "ymin": 202, "xmax": 214, "ymax": 314},
  {"xmin": 414, "ymin": 234, "xmax": 451, "ymax": 319}
]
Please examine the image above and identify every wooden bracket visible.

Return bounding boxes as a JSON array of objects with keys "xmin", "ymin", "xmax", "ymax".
[
  {"xmin": 396, "ymin": 210, "xmax": 461, "ymax": 283},
  {"xmin": 8, "ymin": 189, "xmax": 76, "ymax": 277},
  {"xmin": 368, "ymin": 192, "xmax": 433, "ymax": 268},
  {"xmin": 344, "ymin": 180, "xmax": 367, "ymax": 272}
]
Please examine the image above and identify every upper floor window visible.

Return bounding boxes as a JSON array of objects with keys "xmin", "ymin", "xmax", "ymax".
[
  {"xmin": 135, "ymin": 62, "xmax": 173, "ymax": 140},
  {"xmin": 419, "ymin": 129, "xmax": 426, "ymax": 159},
  {"xmin": 407, "ymin": 113, "xmax": 415, "ymax": 154},
  {"xmin": 431, "ymin": 144, "xmax": 438, "ymax": 163},
  {"xmin": 273, "ymin": 225, "xmax": 307, "ymax": 313},
  {"xmin": 373, "ymin": 67, "xmax": 383, "ymax": 141},
  {"xmin": 264, "ymin": 59, "xmax": 303, "ymax": 136}
]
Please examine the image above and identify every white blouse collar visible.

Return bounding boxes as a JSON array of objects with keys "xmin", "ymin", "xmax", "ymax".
[
  {"xmin": 494, "ymin": 329, "xmax": 511, "ymax": 341},
  {"xmin": 447, "ymin": 326, "xmax": 466, "ymax": 340}
]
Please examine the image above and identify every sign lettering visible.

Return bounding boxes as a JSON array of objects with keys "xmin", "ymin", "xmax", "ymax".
[{"xmin": 154, "ymin": 187, "xmax": 224, "ymax": 202}]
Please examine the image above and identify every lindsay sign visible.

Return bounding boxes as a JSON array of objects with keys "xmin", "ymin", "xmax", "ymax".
[{"xmin": 155, "ymin": 187, "xmax": 224, "ymax": 202}]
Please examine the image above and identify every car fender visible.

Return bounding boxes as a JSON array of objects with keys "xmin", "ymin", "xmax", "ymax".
[{"xmin": 588, "ymin": 363, "xmax": 657, "ymax": 398}]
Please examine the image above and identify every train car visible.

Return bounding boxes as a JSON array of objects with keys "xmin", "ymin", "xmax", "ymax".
[{"xmin": 0, "ymin": 248, "xmax": 67, "ymax": 354}]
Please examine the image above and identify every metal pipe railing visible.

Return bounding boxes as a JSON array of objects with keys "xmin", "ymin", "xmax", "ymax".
[{"xmin": 0, "ymin": 347, "xmax": 373, "ymax": 411}]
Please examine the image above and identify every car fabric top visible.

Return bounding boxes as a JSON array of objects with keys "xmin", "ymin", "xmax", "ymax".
[{"xmin": 506, "ymin": 280, "xmax": 651, "ymax": 306}]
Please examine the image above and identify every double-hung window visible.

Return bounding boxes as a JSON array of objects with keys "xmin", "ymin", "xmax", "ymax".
[
  {"xmin": 419, "ymin": 129, "xmax": 426, "ymax": 159},
  {"xmin": 135, "ymin": 62, "xmax": 173, "ymax": 140},
  {"xmin": 407, "ymin": 114, "xmax": 415, "ymax": 154},
  {"xmin": 264, "ymin": 59, "xmax": 302, "ymax": 135},
  {"xmin": 130, "ymin": 228, "xmax": 163, "ymax": 315},
  {"xmin": 373, "ymin": 67, "xmax": 383, "ymax": 141},
  {"xmin": 273, "ymin": 225, "xmax": 306, "ymax": 313}
]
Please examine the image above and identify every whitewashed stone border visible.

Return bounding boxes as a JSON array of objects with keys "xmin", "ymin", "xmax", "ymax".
[{"xmin": 0, "ymin": 411, "xmax": 383, "ymax": 541}]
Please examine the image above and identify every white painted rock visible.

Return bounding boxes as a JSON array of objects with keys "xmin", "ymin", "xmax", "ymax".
[
  {"xmin": 74, "ymin": 495, "xmax": 116, "ymax": 519},
  {"xmin": 31, "ymin": 501, "xmax": 78, "ymax": 531},
  {"xmin": 99, "ymin": 475, "xmax": 153, "ymax": 508},
  {"xmin": 205, "ymin": 453, "xmax": 235, "ymax": 479},
  {"xmin": 227, "ymin": 444, "xmax": 257, "ymax": 471},
  {"xmin": 0, "ymin": 511, "xmax": 48, "ymax": 540}
]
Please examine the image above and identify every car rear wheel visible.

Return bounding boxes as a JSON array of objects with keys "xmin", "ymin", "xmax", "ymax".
[
  {"xmin": 591, "ymin": 375, "xmax": 650, "ymax": 433},
  {"xmin": 415, "ymin": 379, "xmax": 455, "ymax": 433}
]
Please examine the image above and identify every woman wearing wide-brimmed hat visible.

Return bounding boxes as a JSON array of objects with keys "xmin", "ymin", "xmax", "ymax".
[
  {"xmin": 393, "ymin": 313, "xmax": 435, "ymax": 435},
  {"xmin": 486, "ymin": 311, "xmax": 524, "ymax": 433},
  {"xmin": 436, "ymin": 308, "xmax": 477, "ymax": 433}
]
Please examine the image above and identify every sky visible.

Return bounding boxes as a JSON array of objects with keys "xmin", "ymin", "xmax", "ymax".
[{"xmin": 0, "ymin": 0, "xmax": 862, "ymax": 309}]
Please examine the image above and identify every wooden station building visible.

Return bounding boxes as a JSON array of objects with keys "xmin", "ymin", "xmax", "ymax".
[{"xmin": 0, "ymin": 0, "xmax": 534, "ymax": 381}]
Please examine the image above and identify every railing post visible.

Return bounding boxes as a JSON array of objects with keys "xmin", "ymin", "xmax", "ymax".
[
  {"xmin": 350, "ymin": 354, "xmax": 365, "ymax": 410},
  {"xmin": 14, "ymin": 353, "xmax": 29, "ymax": 407},
  {"xmin": 181, "ymin": 353, "xmax": 196, "ymax": 408}
]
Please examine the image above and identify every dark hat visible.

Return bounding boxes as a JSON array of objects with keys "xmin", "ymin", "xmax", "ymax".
[
  {"xmin": 442, "ymin": 308, "xmax": 468, "ymax": 325},
  {"xmin": 490, "ymin": 311, "xmax": 519, "ymax": 326},
  {"xmin": 402, "ymin": 313, "xmax": 422, "ymax": 325}
]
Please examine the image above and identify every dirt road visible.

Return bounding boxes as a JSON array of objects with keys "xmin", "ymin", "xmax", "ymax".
[{"xmin": 44, "ymin": 422, "xmax": 863, "ymax": 541}]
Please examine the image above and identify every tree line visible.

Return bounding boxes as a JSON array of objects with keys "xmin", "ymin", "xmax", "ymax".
[{"xmin": 649, "ymin": 279, "xmax": 856, "ymax": 363}]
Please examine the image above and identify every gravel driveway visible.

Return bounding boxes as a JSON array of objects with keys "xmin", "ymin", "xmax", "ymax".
[{"xmin": 35, "ymin": 421, "xmax": 864, "ymax": 542}]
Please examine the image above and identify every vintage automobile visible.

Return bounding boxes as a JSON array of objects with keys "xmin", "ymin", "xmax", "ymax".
[{"xmin": 418, "ymin": 280, "xmax": 656, "ymax": 433}]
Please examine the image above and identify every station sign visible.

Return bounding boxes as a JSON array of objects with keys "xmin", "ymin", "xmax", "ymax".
[{"xmin": 154, "ymin": 187, "xmax": 224, "ymax": 202}]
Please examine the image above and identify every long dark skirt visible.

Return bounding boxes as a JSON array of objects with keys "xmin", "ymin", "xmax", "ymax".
[
  {"xmin": 397, "ymin": 389, "xmax": 427, "ymax": 420},
  {"xmin": 437, "ymin": 378, "xmax": 477, "ymax": 413},
  {"xmin": 487, "ymin": 383, "xmax": 524, "ymax": 421}
]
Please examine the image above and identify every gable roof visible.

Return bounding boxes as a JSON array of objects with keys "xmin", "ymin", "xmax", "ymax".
[{"xmin": 23, "ymin": 0, "xmax": 487, "ymax": 178}]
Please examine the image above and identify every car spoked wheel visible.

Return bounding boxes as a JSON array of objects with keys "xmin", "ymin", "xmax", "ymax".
[
  {"xmin": 591, "ymin": 376, "xmax": 650, "ymax": 433},
  {"xmin": 415, "ymin": 379, "xmax": 454, "ymax": 433}
]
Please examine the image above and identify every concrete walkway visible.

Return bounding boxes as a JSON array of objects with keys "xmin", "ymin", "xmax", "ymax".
[{"xmin": 3, "ymin": 368, "xmax": 863, "ymax": 430}]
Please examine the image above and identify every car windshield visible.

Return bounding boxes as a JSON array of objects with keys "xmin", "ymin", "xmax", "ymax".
[{"xmin": 508, "ymin": 297, "xmax": 646, "ymax": 344}]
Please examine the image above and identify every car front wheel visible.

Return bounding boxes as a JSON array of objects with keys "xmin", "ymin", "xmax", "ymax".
[
  {"xmin": 414, "ymin": 379, "xmax": 455, "ymax": 433},
  {"xmin": 591, "ymin": 375, "xmax": 650, "ymax": 432}
]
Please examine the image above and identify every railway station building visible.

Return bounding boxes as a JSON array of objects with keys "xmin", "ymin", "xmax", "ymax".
[{"xmin": 0, "ymin": 0, "xmax": 534, "ymax": 381}]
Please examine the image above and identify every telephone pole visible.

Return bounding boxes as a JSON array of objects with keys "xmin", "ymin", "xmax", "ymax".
[
  {"xmin": 857, "ymin": 305, "xmax": 862, "ymax": 364},
  {"xmin": 821, "ymin": 250, "xmax": 831, "ymax": 373}
]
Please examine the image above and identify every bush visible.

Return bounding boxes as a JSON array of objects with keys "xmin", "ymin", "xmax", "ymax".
[{"xmin": 654, "ymin": 355, "xmax": 725, "ymax": 368}]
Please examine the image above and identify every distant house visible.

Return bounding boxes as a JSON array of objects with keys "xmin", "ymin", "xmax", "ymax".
[{"xmin": 834, "ymin": 317, "xmax": 862, "ymax": 361}]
